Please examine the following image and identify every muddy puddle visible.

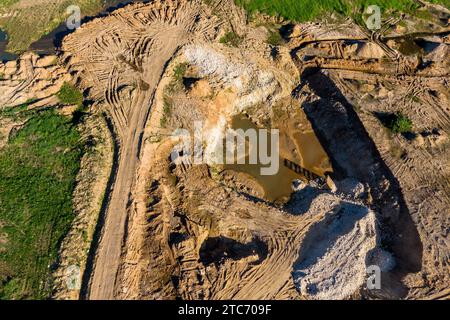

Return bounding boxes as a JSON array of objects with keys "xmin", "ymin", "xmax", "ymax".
[
  {"xmin": 223, "ymin": 110, "xmax": 332, "ymax": 203},
  {"xmin": 388, "ymin": 31, "xmax": 449, "ymax": 56},
  {"xmin": 0, "ymin": 29, "xmax": 17, "ymax": 61}
]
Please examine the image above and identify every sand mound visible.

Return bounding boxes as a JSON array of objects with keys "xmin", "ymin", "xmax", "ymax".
[{"xmin": 293, "ymin": 203, "xmax": 378, "ymax": 300}]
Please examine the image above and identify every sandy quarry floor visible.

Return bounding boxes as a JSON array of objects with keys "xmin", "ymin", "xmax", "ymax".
[
  {"xmin": 1, "ymin": 0, "xmax": 449, "ymax": 300},
  {"xmin": 61, "ymin": 0, "xmax": 449, "ymax": 300}
]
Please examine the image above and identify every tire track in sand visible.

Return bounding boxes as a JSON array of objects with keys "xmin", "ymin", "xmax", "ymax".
[{"xmin": 61, "ymin": 0, "xmax": 216, "ymax": 299}]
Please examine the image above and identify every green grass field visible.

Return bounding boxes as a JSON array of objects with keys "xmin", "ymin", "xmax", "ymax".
[
  {"xmin": 235, "ymin": 0, "xmax": 450, "ymax": 22},
  {"xmin": 0, "ymin": 0, "xmax": 19, "ymax": 8},
  {"xmin": 0, "ymin": 109, "xmax": 84, "ymax": 299},
  {"xmin": 0, "ymin": 0, "xmax": 103, "ymax": 53}
]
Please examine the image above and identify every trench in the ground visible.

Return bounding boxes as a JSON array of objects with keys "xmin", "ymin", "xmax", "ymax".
[{"xmin": 199, "ymin": 236, "xmax": 268, "ymax": 266}]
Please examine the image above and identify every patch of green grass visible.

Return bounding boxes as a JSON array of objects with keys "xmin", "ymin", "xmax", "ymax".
[
  {"xmin": 57, "ymin": 82, "xmax": 83, "ymax": 107},
  {"xmin": 234, "ymin": 0, "xmax": 444, "ymax": 23},
  {"xmin": 0, "ymin": 99, "xmax": 39, "ymax": 121},
  {"xmin": 0, "ymin": 0, "xmax": 19, "ymax": 8},
  {"xmin": 173, "ymin": 63, "xmax": 189, "ymax": 83},
  {"xmin": 266, "ymin": 29, "xmax": 283, "ymax": 46},
  {"xmin": 429, "ymin": 0, "xmax": 450, "ymax": 9},
  {"xmin": 219, "ymin": 31, "xmax": 243, "ymax": 47},
  {"xmin": 0, "ymin": 101, "xmax": 29, "ymax": 118},
  {"xmin": 160, "ymin": 95, "xmax": 173, "ymax": 128},
  {"xmin": 414, "ymin": 8, "xmax": 435, "ymax": 21},
  {"xmin": 0, "ymin": 110, "xmax": 84, "ymax": 299},
  {"xmin": 383, "ymin": 112, "xmax": 413, "ymax": 133},
  {"xmin": 166, "ymin": 63, "xmax": 189, "ymax": 94},
  {"xmin": 161, "ymin": 62, "xmax": 191, "ymax": 127}
]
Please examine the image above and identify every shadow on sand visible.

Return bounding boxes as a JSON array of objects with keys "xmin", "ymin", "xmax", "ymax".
[{"xmin": 294, "ymin": 67, "xmax": 423, "ymax": 298}]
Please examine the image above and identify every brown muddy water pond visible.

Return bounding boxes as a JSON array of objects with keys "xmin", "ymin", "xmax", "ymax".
[
  {"xmin": 0, "ymin": 29, "xmax": 17, "ymax": 61},
  {"xmin": 223, "ymin": 111, "xmax": 332, "ymax": 203}
]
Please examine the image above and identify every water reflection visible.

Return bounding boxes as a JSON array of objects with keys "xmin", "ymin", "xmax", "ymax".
[{"xmin": 223, "ymin": 113, "xmax": 332, "ymax": 203}]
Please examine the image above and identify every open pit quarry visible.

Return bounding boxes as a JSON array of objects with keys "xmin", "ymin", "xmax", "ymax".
[{"xmin": 0, "ymin": 0, "xmax": 449, "ymax": 300}]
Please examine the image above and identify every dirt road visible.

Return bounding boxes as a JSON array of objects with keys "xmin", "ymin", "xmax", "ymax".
[{"xmin": 61, "ymin": 0, "xmax": 214, "ymax": 299}]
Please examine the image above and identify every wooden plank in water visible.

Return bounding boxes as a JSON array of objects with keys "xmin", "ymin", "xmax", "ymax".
[{"xmin": 283, "ymin": 158, "xmax": 321, "ymax": 181}]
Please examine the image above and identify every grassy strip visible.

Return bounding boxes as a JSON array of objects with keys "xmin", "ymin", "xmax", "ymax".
[
  {"xmin": 0, "ymin": 0, "xmax": 19, "ymax": 8},
  {"xmin": 0, "ymin": 109, "xmax": 84, "ymax": 299},
  {"xmin": 0, "ymin": 100, "xmax": 32, "ymax": 119},
  {"xmin": 235, "ymin": 0, "xmax": 449, "ymax": 23}
]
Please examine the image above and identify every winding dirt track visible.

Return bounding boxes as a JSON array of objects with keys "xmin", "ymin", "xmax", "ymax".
[{"xmin": 61, "ymin": 0, "xmax": 214, "ymax": 299}]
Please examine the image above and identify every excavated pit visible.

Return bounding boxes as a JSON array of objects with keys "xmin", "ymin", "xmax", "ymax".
[
  {"xmin": 199, "ymin": 236, "xmax": 268, "ymax": 266},
  {"xmin": 222, "ymin": 113, "xmax": 332, "ymax": 202},
  {"xmin": 1, "ymin": 0, "xmax": 444, "ymax": 300}
]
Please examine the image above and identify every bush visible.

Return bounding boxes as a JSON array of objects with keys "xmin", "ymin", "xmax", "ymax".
[
  {"xmin": 219, "ymin": 31, "xmax": 243, "ymax": 47},
  {"xmin": 389, "ymin": 112, "xmax": 413, "ymax": 133},
  {"xmin": 57, "ymin": 82, "xmax": 84, "ymax": 106},
  {"xmin": 173, "ymin": 63, "xmax": 188, "ymax": 83},
  {"xmin": 266, "ymin": 29, "xmax": 284, "ymax": 46}
]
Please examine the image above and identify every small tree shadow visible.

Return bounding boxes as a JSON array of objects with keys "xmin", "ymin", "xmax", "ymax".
[{"xmin": 373, "ymin": 111, "xmax": 417, "ymax": 140}]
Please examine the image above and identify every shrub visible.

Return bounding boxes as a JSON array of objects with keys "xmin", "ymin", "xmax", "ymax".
[
  {"xmin": 266, "ymin": 29, "xmax": 283, "ymax": 46},
  {"xmin": 57, "ymin": 82, "xmax": 83, "ymax": 106},
  {"xmin": 219, "ymin": 31, "xmax": 243, "ymax": 47},
  {"xmin": 389, "ymin": 112, "xmax": 413, "ymax": 133}
]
